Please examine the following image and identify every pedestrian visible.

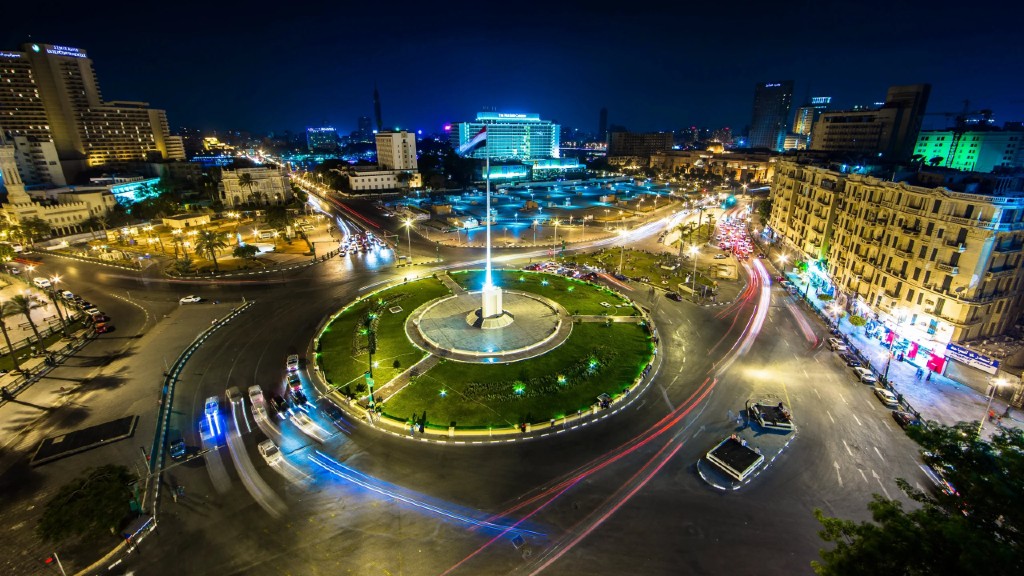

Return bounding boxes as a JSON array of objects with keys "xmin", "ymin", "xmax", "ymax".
[
  {"xmin": 925, "ymin": 371, "xmax": 932, "ymax": 382},
  {"xmin": 727, "ymin": 409, "xmax": 734, "ymax": 422}
]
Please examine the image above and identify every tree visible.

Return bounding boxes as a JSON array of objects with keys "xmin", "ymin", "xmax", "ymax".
[
  {"xmin": 19, "ymin": 216, "xmax": 52, "ymax": 244},
  {"xmin": 237, "ymin": 172, "xmax": 257, "ymax": 205},
  {"xmin": 232, "ymin": 244, "xmax": 259, "ymax": 261},
  {"xmin": 0, "ymin": 243, "xmax": 14, "ymax": 262},
  {"xmin": 194, "ymin": 230, "xmax": 228, "ymax": 273},
  {"xmin": 265, "ymin": 205, "xmax": 291, "ymax": 232},
  {"xmin": 37, "ymin": 465, "xmax": 134, "ymax": 542},
  {"xmin": 929, "ymin": 156, "xmax": 944, "ymax": 167},
  {"xmin": 9, "ymin": 294, "xmax": 44, "ymax": 345},
  {"xmin": 0, "ymin": 300, "xmax": 22, "ymax": 372},
  {"xmin": 813, "ymin": 423, "xmax": 1024, "ymax": 575},
  {"xmin": 848, "ymin": 315, "xmax": 867, "ymax": 331},
  {"xmin": 757, "ymin": 198, "xmax": 773, "ymax": 226}
]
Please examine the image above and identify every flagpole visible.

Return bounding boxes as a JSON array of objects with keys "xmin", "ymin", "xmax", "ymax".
[{"xmin": 485, "ymin": 139, "xmax": 492, "ymax": 288}]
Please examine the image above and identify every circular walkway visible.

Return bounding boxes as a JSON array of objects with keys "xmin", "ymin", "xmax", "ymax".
[{"xmin": 406, "ymin": 290, "xmax": 572, "ymax": 363}]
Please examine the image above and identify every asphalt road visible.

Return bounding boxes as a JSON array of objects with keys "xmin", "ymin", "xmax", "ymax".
[{"xmin": 6, "ymin": 202, "xmax": 940, "ymax": 576}]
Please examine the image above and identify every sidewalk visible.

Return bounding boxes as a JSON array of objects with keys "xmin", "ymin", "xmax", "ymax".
[{"xmin": 781, "ymin": 270, "xmax": 1021, "ymax": 436}]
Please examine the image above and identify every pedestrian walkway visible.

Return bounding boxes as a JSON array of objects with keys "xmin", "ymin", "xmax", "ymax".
[
  {"xmin": 437, "ymin": 273, "xmax": 466, "ymax": 294},
  {"xmin": 781, "ymin": 269, "xmax": 1021, "ymax": 436}
]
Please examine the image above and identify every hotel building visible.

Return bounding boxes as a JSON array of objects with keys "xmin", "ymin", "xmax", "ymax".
[{"xmin": 449, "ymin": 112, "xmax": 559, "ymax": 161}]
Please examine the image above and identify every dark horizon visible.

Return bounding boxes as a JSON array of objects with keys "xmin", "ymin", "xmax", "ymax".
[{"xmin": 4, "ymin": 0, "xmax": 1021, "ymax": 136}]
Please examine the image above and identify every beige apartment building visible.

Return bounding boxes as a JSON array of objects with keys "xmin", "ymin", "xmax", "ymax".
[{"xmin": 768, "ymin": 160, "xmax": 1024, "ymax": 356}]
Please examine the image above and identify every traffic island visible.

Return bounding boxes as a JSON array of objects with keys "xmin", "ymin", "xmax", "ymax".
[
  {"xmin": 697, "ymin": 406, "xmax": 798, "ymax": 490},
  {"xmin": 313, "ymin": 270, "xmax": 658, "ymax": 437}
]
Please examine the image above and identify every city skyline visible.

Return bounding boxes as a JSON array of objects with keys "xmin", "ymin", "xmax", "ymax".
[{"xmin": 4, "ymin": 0, "xmax": 1021, "ymax": 135}]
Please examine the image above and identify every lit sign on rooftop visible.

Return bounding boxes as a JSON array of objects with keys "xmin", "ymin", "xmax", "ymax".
[
  {"xmin": 764, "ymin": 83, "xmax": 781, "ymax": 88},
  {"xmin": 476, "ymin": 112, "xmax": 541, "ymax": 121},
  {"xmin": 0, "ymin": 52, "xmax": 22, "ymax": 59},
  {"xmin": 812, "ymin": 96, "xmax": 832, "ymax": 104},
  {"xmin": 44, "ymin": 45, "xmax": 87, "ymax": 58}
]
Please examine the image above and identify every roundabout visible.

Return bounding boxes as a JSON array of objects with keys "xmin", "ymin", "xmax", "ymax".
[{"xmin": 314, "ymin": 269, "xmax": 657, "ymax": 432}]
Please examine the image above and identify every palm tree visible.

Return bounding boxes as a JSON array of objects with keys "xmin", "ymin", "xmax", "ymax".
[
  {"xmin": 0, "ymin": 300, "xmax": 23, "ymax": 373},
  {"xmin": 195, "ymin": 230, "xmax": 228, "ymax": 273},
  {"xmin": 10, "ymin": 294, "xmax": 44, "ymax": 346},
  {"xmin": 237, "ymin": 173, "xmax": 257, "ymax": 206}
]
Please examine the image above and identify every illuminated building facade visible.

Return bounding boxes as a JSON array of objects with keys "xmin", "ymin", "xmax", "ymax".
[
  {"xmin": 0, "ymin": 43, "xmax": 182, "ymax": 185},
  {"xmin": 450, "ymin": 112, "xmax": 559, "ymax": 161},
  {"xmin": 768, "ymin": 160, "xmax": 1024, "ymax": 361},
  {"xmin": 749, "ymin": 81, "xmax": 794, "ymax": 151},
  {"xmin": 375, "ymin": 130, "xmax": 417, "ymax": 170},
  {"xmin": 219, "ymin": 166, "xmax": 293, "ymax": 207},
  {"xmin": 914, "ymin": 128, "xmax": 1024, "ymax": 173},
  {"xmin": 810, "ymin": 84, "xmax": 930, "ymax": 161},
  {"xmin": 306, "ymin": 127, "xmax": 339, "ymax": 153},
  {"xmin": 649, "ymin": 150, "xmax": 777, "ymax": 183}
]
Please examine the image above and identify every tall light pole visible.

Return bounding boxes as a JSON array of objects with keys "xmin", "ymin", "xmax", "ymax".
[
  {"xmin": 552, "ymin": 219, "xmax": 560, "ymax": 255},
  {"xmin": 532, "ymin": 219, "xmax": 539, "ymax": 246},
  {"xmin": 617, "ymin": 229, "xmax": 628, "ymax": 275},
  {"xmin": 47, "ymin": 275, "xmax": 69, "ymax": 337},
  {"xmin": 978, "ymin": 378, "xmax": 1007, "ymax": 436},
  {"xmin": 403, "ymin": 218, "xmax": 413, "ymax": 265},
  {"xmin": 689, "ymin": 245, "xmax": 699, "ymax": 296}
]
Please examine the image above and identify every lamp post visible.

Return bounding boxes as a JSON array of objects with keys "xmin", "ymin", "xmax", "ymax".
[
  {"xmin": 978, "ymin": 378, "xmax": 1008, "ymax": 436},
  {"xmin": 689, "ymin": 245, "xmax": 699, "ymax": 296},
  {"xmin": 552, "ymin": 219, "xmax": 560, "ymax": 255},
  {"xmin": 47, "ymin": 275, "xmax": 69, "ymax": 337},
  {"xmin": 403, "ymin": 219, "xmax": 413, "ymax": 265},
  {"xmin": 617, "ymin": 230, "xmax": 628, "ymax": 275},
  {"xmin": 532, "ymin": 219, "xmax": 539, "ymax": 246}
]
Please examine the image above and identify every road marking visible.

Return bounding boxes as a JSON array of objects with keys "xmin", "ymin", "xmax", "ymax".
[
  {"xmin": 842, "ymin": 440, "xmax": 854, "ymax": 457},
  {"xmin": 852, "ymin": 413, "xmax": 862, "ymax": 426},
  {"xmin": 834, "ymin": 461, "xmax": 843, "ymax": 487},
  {"xmin": 839, "ymin": 393, "xmax": 849, "ymax": 405},
  {"xmin": 864, "ymin": 397, "xmax": 876, "ymax": 410},
  {"xmin": 872, "ymin": 469, "xmax": 892, "ymax": 499},
  {"xmin": 873, "ymin": 446, "xmax": 885, "ymax": 461},
  {"xmin": 813, "ymin": 388, "xmax": 821, "ymax": 399},
  {"xmin": 826, "ymin": 410, "xmax": 835, "ymax": 424},
  {"xmin": 858, "ymin": 469, "xmax": 868, "ymax": 483},
  {"xmin": 659, "ymin": 386, "xmax": 674, "ymax": 410},
  {"xmin": 802, "ymin": 369, "xmax": 809, "ymax": 378},
  {"xmin": 814, "ymin": 355, "xmax": 820, "ymax": 364}
]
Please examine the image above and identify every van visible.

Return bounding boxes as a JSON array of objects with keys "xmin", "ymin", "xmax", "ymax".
[{"xmin": 33, "ymin": 277, "xmax": 51, "ymax": 289}]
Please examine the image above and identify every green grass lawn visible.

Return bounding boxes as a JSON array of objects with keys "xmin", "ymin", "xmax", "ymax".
[
  {"xmin": 566, "ymin": 246, "xmax": 718, "ymax": 290},
  {"xmin": 381, "ymin": 322, "xmax": 653, "ymax": 428},
  {"xmin": 450, "ymin": 270, "xmax": 636, "ymax": 316},
  {"xmin": 316, "ymin": 277, "xmax": 450, "ymax": 393}
]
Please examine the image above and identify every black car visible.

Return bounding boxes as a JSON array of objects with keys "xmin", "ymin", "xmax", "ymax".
[
  {"xmin": 666, "ymin": 292, "xmax": 684, "ymax": 302},
  {"xmin": 318, "ymin": 402, "xmax": 345, "ymax": 425},
  {"xmin": 290, "ymin": 389, "xmax": 308, "ymax": 405},
  {"xmin": 892, "ymin": 410, "xmax": 920, "ymax": 429},
  {"xmin": 270, "ymin": 394, "xmax": 289, "ymax": 416},
  {"xmin": 838, "ymin": 352, "xmax": 861, "ymax": 367}
]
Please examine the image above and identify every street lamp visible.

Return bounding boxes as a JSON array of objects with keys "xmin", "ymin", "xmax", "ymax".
[
  {"xmin": 403, "ymin": 218, "xmax": 413, "ymax": 265},
  {"xmin": 689, "ymin": 245, "xmax": 699, "ymax": 297},
  {"xmin": 617, "ymin": 229, "xmax": 628, "ymax": 275},
  {"xmin": 532, "ymin": 219, "xmax": 539, "ymax": 246},
  {"xmin": 552, "ymin": 219, "xmax": 560, "ymax": 254},
  {"xmin": 979, "ymin": 378, "xmax": 1008, "ymax": 436}
]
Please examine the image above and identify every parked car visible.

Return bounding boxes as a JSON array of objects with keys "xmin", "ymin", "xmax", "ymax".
[
  {"xmin": 874, "ymin": 387, "xmax": 899, "ymax": 407},
  {"xmin": 852, "ymin": 366, "xmax": 877, "ymax": 384},
  {"xmin": 838, "ymin": 352, "xmax": 861, "ymax": 367},
  {"xmin": 169, "ymin": 438, "xmax": 186, "ymax": 460},
  {"xmin": 827, "ymin": 337, "xmax": 848, "ymax": 352},
  {"xmin": 179, "ymin": 295, "xmax": 202, "ymax": 304},
  {"xmin": 892, "ymin": 410, "xmax": 920, "ymax": 429},
  {"xmin": 666, "ymin": 292, "xmax": 683, "ymax": 302},
  {"xmin": 257, "ymin": 439, "xmax": 282, "ymax": 466}
]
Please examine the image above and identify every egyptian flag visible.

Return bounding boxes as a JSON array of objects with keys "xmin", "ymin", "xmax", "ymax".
[{"xmin": 458, "ymin": 127, "xmax": 487, "ymax": 156}]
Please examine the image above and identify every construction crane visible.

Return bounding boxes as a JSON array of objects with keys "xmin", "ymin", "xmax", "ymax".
[{"xmin": 922, "ymin": 100, "xmax": 994, "ymax": 168}]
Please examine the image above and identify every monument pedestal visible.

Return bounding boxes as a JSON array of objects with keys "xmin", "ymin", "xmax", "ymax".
[{"xmin": 466, "ymin": 285, "xmax": 514, "ymax": 329}]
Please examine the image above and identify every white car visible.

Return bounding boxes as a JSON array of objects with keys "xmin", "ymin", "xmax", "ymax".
[
  {"xmin": 179, "ymin": 295, "xmax": 202, "ymax": 304},
  {"xmin": 248, "ymin": 385, "xmax": 265, "ymax": 407},
  {"xmin": 225, "ymin": 386, "xmax": 243, "ymax": 404},
  {"xmin": 873, "ymin": 387, "xmax": 899, "ymax": 407},
  {"xmin": 32, "ymin": 277, "xmax": 51, "ymax": 289},
  {"xmin": 852, "ymin": 366, "xmax": 877, "ymax": 384},
  {"xmin": 286, "ymin": 354, "xmax": 300, "ymax": 372},
  {"xmin": 827, "ymin": 337, "xmax": 848, "ymax": 352},
  {"xmin": 257, "ymin": 439, "xmax": 282, "ymax": 466}
]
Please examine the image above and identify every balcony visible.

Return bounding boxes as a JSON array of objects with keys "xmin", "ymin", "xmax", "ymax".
[
  {"xmin": 936, "ymin": 262, "xmax": 960, "ymax": 275},
  {"xmin": 986, "ymin": 266, "xmax": 1016, "ymax": 280},
  {"xmin": 893, "ymin": 248, "xmax": 914, "ymax": 259},
  {"xmin": 901, "ymin": 226, "xmax": 921, "ymax": 236},
  {"xmin": 943, "ymin": 239, "xmax": 967, "ymax": 252},
  {"xmin": 947, "ymin": 215, "xmax": 979, "ymax": 227},
  {"xmin": 993, "ymin": 242, "xmax": 1023, "ymax": 253}
]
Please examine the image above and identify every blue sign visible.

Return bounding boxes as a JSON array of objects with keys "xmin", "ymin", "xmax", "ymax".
[{"xmin": 944, "ymin": 342, "xmax": 999, "ymax": 375}]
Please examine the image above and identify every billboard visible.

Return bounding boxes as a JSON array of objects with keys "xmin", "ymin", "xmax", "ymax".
[{"xmin": 944, "ymin": 342, "xmax": 999, "ymax": 375}]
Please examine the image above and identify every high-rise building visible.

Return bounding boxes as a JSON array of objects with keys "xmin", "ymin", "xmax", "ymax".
[
  {"xmin": 598, "ymin": 108, "xmax": 608, "ymax": 141},
  {"xmin": 914, "ymin": 126, "xmax": 1023, "ymax": 173},
  {"xmin": 792, "ymin": 96, "xmax": 831, "ymax": 137},
  {"xmin": 306, "ymin": 127, "xmax": 339, "ymax": 153},
  {"xmin": 375, "ymin": 130, "xmax": 417, "ymax": 170},
  {"xmin": 810, "ymin": 84, "xmax": 930, "ymax": 161},
  {"xmin": 449, "ymin": 112, "xmax": 559, "ymax": 161},
  {"xmin": 0, "ymin": 43, "xmax": 182, "ymax": 186},
  {"xmin": 749, "ymin": 81, "xmax": 794, "ymax": 151},
  {"xmin": 606, "ymin": 131, "xmax": 673, "ymax": 158},
  {"xmin": 357, "ymin": 116, "xmax": 372, "ymax": 139}
]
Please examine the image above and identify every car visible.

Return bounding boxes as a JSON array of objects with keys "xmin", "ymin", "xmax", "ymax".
[
  {"xmin": 714, "ymin": 253, "xmax": 728, "ymax": 259},
  {"xmin": 248, "ymin": 385, "xmax": 265, "ymax": 406},
  {"xmin": 205, "ymin": 396, "xmax": 220, "ymax": 417},
  {"xmin": 90, "ymin": 312, "xmax": 110, "ymax": 323},
  {"xmin": 60, "ymin": 290, "xmax": 75, "ymax": 300},
  {"xmin": 270, "ymin": 394, "xmax": 288, "ymax": 417},
  {"xmin": 198, "ymin": 419, "xmax": 215, "ymax": 443},
  {"xmin": 873, "ymin": 387, "xmax": 899, "ymax": 407},
  {"xmin": 257, "ymin": 439, "xmax": 282, "ymax": 466},
  {"xmin": 225, "ymin": 386, "xmax": 243, "ymax": 405},
  {"xmin": 852, "ymin": 366, "xmax": 877, "ymax": 384},
  {"xmin": 6, "ymin": 266, "xmax": 20, "ymax": 275},
  {"xmin": 290, "ymin": 389, "xmax": 308, "ymax": 405},
  {"xmin": 286, "ymin": 372, "xmax": 301, "ymax": 392},
  {"xmin": 94, "ymin": 322, "xmax": 114, "ymax": 334},
  {"xmin": 84, "ymin": 307, "xmax": 101, "ymax": 316},
  {"xmin": 838, "ymin": 352, "xmax": 861, "ymax": 367},
  {"xmin": 920, "ymin": 456, "xmax": 958, "ymax": 497},
  {"xmin": 666, "ymin": 292, "xmax": 684, "ymax": 302},
  {"xmin": 179, "ymin": 295, "xmax": 202, "ymax": 304},
  {"xmin": 827, "ymin": 337, "xmax": 848, "ymax": 352},
  {"xmin": 169, "ymin": 438, "xmax": 186, "ymax": 459},
  {"xmin": 892, "ymin": 410, "xmax": 920, "ymax": 429},
  {"xmin": 286, "ymin": 354, "xmax": 300, "ymax": 372},
  {"xmin": 32, "ymin": 277, "xmax": 51, "ymax": 289}
]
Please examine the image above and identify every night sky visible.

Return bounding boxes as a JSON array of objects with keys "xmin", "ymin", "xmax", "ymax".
[{"xmin": 5, "ymin": 0, "xmax": 1021, "ymax": 136}]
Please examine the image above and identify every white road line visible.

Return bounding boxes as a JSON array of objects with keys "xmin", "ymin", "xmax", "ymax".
[
  {"xmin": 802, "ymin": 369, "xmax": 809, "ymax": 378},
  {"xmin": 826, "ymin": 410, "xmax": 835, "ymax": 424},
  {"xmin": 814, "ymin": 355, "xmax": 820, "ymax": 363},
  {"xmin": 813, "ymin": 388, "xmax": 821, "ymax": 399},
  {"xmin": 852, "ymin": 414, "xmax": 862, "ymax": 426},
  {"xmin": 872, "ymin": 469, "xmax": 892, "ymax": 499},
  {"xmin": 873, "ymin": 446, "xmax": 885, "ymax": 461},
  {"xmin": 839, "ymin": 393, "xmax": 849, "ymax": 405},
  {"xmin": 834, "ymin": 461, "xmax": 843, "ymax": 487},
  {"xmin": 864, "ymin": 397, "xmax": 876, "ymax": 410},
  {"xmin": 858, "ymin": 469, "xmax": 868, "ymax": 483},
  {"xmin": 842, "ymin": 440, "xmax": 854, "ymax": 457}
]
